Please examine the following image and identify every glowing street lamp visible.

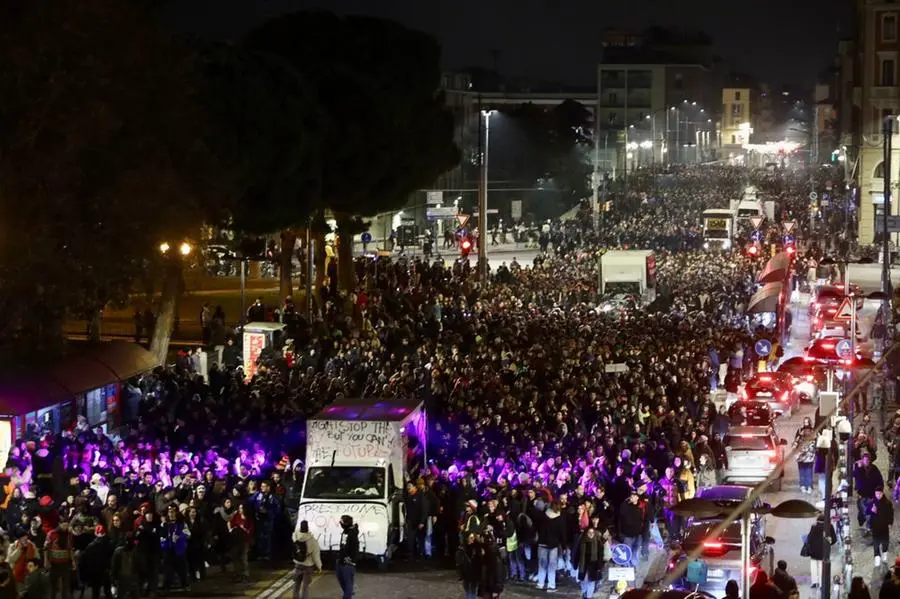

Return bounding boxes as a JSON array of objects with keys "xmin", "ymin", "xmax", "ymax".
[
  {"xmin": 159, "ymin": 240, "xmax": 192, "ymax": 256},
  {"xmin": 179, "ymin": 242, "xmax": 192, "ymax": 256}
]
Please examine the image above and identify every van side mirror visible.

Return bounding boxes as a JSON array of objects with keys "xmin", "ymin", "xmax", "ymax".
[
  {"xmin": 765, "ymin": 536, "xmax": 776, "ymax": 545},
  {"xmin": 390, "ymin": 490, "xmax": 403, "ymax": 503},
  {"xmin": 779, "ymin": 438, "xmax": 788, "ymax": 446}
]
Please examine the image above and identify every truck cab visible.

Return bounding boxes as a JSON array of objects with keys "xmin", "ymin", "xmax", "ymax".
[
  {"xmin": 295, "ymin": 398, "xmax": 427, "ymax": 565},
  {"xmin": 599, "ymin": 250, "xmax": 656, "ymax": 305}
]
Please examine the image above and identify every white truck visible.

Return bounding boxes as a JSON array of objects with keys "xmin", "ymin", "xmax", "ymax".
[
  {"xmin": 295, "ymin": 398, "xmax": 427, "ymax": 565},
  {"xmin": 599, "ymin": 250, "xmax": 656, "ymax": 305}
]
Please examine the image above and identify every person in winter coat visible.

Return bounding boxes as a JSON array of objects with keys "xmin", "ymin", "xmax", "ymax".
[
  {"xmin": 404, "ymin": 482, "xmax": 427, "ymax": 560},
  {"xmin": 576, "ymin": 526, "xmax": 604, "ymax": 599},
  {"xmin": 291, "ymin": 521, "xmax": 322, "ymax": 599},
  {"xmin": 161, "ymin": 505, "xmax": 191, "ymax": 591},
  {"xmin": 228, "ymin": 503, "xmax": 252, "ymax": 582},
  {"xmin": 43, "ymin": 516, "xmax": 74, "ymax": 599},
  {"xmin": 134, "ymin": 509, "xmax": 161, "ymax": 594},
  {"xmin": 111, "ymin": 537, "xmax": 139, "ymax": 599},
  {"xmin": 793, "ymin": 422, "xmax": 816, "ymax": 495},
  {"xmin": 8, "ymin": 530, "xmax": 38, "ymax": 586},
  {"xmin": 479, "ymin": 528, "xmax": 505, "ymax": 599},
  {"xmin": 21, "ymin": 559, "xmax": 49, "ymax": 599},
  {"xmin": 78, "ymin": 526, "xmax": 113, "ymax": 599},
  {"xmin": 336, "ymin": 515, "xmax": 359, "ymax": 599},
  {"xmin": 805, "ymin": 515, "xmax": 835, "ymax": 588},
  {"xmin": 771, "ymin": 560, "xmax": 798, "ymax": 596},
  {"xmin": 869, "ymin": 486, "xmax": 894, "ymax": 565},
  {"xmin": 749, "ymin": 570, "xmax": 782, "ymax": 599},
  {"xmin": 535, "ymin": 501, "xmax": 565, "ymax": 592},
  {"xmin": 184, "ymin": 507, "xmax": 206, "ymax": 582},
  {"xmin": 455, "ymin": 532, "xmax": 481, "ymax": 599},
  {"xmin": 618, "ymin": 492, "xmax": 643, "ymax": 567}
]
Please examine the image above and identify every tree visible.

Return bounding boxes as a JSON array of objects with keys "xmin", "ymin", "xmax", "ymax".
[
  {"xmin": 193, "ymin": 41, "xmax": 323, "ymax": 299},
  {"xmin": 245, "ymin": 11, "xmax": 459, "ymax": 291},
  {"xmin": 0, "ymin": 0, "xmax": 219, "ymax": 368}
]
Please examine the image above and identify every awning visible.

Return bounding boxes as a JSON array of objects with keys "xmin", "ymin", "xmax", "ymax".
[
  {"xmin": 50, "ymin": 355, "xmax": 118, "ymax": 397},
  {"xmin": 747, "ymin": 282, "xmax": 783, "ymax": 314},
  {"xmin": 757, "ymin": 252, "xmax": 791, "ymax": 284},
  {"xmin": 88, "ymin": 342, "xmax": 159, "ymax": 380},
  {"xmin": 0, "ymin": 379, "xmax": 72, "ymax": 417}
]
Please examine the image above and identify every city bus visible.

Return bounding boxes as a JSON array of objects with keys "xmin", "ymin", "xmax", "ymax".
[{"xmin": 702, "ymin": 208, "xmax": 735, "ymax": 250}]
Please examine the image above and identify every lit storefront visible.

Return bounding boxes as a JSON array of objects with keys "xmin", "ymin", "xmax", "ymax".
[{"xmin": 0, "ymin": 342, "xmax": 158, "ymax": 443}]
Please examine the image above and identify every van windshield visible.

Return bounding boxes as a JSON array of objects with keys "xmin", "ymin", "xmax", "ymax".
[{"xmin": 303, "ymin": 466, "xmax": 387, "ymax": 500}]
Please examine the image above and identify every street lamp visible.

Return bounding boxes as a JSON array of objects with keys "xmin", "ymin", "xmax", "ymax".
[
  {"xmin": 479, "ymin": 109, "xmax": 497, "ymax": 282},
  {"xmin": 670, "ymin": 498, "xmax": 817, "ymax": 599}
]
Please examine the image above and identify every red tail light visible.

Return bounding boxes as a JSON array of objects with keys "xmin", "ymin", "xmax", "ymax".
[
  {"xmin": 759, "ymin": 374, "xmax": 772, "ymax": 381},
  {"xmin": 701, "ymin": 541, "xmax": 729, "ymax": 557}
]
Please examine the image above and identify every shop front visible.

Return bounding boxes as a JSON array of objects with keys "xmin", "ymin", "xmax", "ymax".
[{"xmin": 0, "ymin": 342, "xmax": 159, "ymax": 445}]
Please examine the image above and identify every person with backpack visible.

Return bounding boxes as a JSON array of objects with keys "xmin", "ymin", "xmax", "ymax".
[{"xmin": 291, "ymin": 521, "xmax": 322, "ymax": 599}]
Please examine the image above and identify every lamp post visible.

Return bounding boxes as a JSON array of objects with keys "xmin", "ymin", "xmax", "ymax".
[
  {"xmin": 882, "ymin": 115, "xmax": 895, "ymax": 332},
  {"xmin": 670, "ymin": 498, "xmax": 818, "ymax": 599},
  {"xmin": 479, "ymin": 109, "xmax": 496, "ymax": 282}
]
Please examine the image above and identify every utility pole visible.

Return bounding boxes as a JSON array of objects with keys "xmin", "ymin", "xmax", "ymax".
[{"xmin": 593, "ymin": 74, "xmax": 602, "ymax": 230}]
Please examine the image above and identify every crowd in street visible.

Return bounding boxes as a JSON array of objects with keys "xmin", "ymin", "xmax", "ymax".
[{"xmin": 0, "ymin": 164, "xmax": 867, "ymax": 599}]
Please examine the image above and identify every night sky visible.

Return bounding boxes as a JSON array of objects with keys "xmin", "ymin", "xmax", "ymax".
[{"xmin": 166, "ymin": 0, "xmax": 851, "ymax": 86}]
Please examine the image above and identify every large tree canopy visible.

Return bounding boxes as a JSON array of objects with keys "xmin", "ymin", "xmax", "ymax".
[
  {"xmin": 194, "ymin": 40, "xmax": 324, "ymax": 297},
  {"xmin": 494, "ymin": 100, "xmax": 593, "ymax": 217},
  {"xmin": 0, "ymin": 0, "xmax": 218, "ymax": 367},
  {"xmin": 245, "ymin": 11, "xmax": 459, "ymax": 288}
]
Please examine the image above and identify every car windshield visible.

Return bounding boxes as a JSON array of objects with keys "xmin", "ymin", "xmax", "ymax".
[
  {"xmin": 605, "ymin": 281, "xmax": 641, "ymax": 295},
  {"xmin": 705, "ymin": 229, "xmax": 730, "ymax": 239},
  {"xmin": 723, "ymin": 435, "xmax": 774, "ymax": 451},
  {"xmin": 303, "ymin": 466, "xmax": 386, "ymax": 500}
]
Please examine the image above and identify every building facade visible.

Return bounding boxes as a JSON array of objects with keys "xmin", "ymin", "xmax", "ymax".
[
  {"xmin": 855, "ymin": 0, "xmax": 900, "ymax": 243},
  {"xmin": 720, "ymin": 88, "xmax": 753, "ymax": 161}
]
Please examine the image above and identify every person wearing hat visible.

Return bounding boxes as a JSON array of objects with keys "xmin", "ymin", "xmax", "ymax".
[
  {"xmin": 460, "ymin": 500, "xmax": 481, "ymax": 539},
  {"xmin": 78, "ymin": 526, "xmax": 113, "ymax": 599}
]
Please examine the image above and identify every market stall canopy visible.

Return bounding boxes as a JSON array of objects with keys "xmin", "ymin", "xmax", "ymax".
[
  {"xmin": 0, "ymin": 379, "xmax": 71, "ymax": 417},
  {"xmin": 758, "ymin": 252, "xmax": 791, "ymax": 284},
  {"xmin": 0, "ymin": 342, "xmax": 158, "ymax": 417},
  {"xmin": 746, "ymin": 282, "xmax": 784, "ymax": 314},
  {"xmin": 88, "ymin": 342, "xmax": 159, "ymax": 380}
]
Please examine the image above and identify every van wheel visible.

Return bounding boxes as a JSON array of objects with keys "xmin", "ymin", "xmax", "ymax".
[
  {"xmin": 376, "ymin": 555, "xmax": 388, "ymax": 571},
  {"xmin": 771, "ymin": 478, "xmax": 782, "ymax": 492}
]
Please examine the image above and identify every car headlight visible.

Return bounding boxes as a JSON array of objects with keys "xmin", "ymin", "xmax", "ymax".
[{"xmin": 703, "ymin": 242, "xmax": 710, "ymax": 249}]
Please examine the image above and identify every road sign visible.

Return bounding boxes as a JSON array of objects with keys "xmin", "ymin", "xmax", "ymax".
[
  {"xmin": 425, "ymin": 190, "xmax": 443, "ymax": 205},
  {"xmin": 833, "ymin": 297, "xmax": 854, "ymax": 321},
  {"xmin": 456, "ymin": 213, "xmax": 470, "ymax": 228},
  {"xmin": 783, "ymin": 220, "xmax": 797, "ymax": 234},
  {"xmin": 750, "ymin": 230, "xmax": 763, "ymax": 242},
  {"xmin": 610, "ymin": 544, "xmax": 633, "ymax": 566},
  {"xmin": 608, "ymin": 567, "xmax": 636, "ymax": 582},
  {"xmin": 755, "ymin": 339, "xmax": 772, "ymax": 358},
  {"xmin": 360, "ymin": 232, "xmax": 372, "ymax": 243},
  {"xmin": 874, "ymin": 215, "xmax": 900, "ymax": 233},
  {"xmin": 426, "ymin": 207, "xmax": 458, "ymax": 220},
  {"xmin": 809, "ymin": 191, "xmax": 818, "ymax": 201},
  {"xmin": 750, "ymin": 216, "xmax": 764, "ymax": 230},
  {"xmin": 835, "ymin": 339, "xmax": 853, "ymax": 359},
  {"xmin": 783, "ymin": 234, "xmax": 795, "ymax": 244},
  {"xmin": 825, "ymin": 180, "xmax": 833, "ymax": 191}
]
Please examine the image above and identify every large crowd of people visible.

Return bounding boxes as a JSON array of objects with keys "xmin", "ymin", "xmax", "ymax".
[{"xmin": 0, "ymin": 164, "xmax": 863, "ymax": 599}]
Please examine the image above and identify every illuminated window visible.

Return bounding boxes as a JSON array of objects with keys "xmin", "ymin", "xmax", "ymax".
[{"xmin": 735, "ymin": 91, "xmax": 742, "ymax": 101}]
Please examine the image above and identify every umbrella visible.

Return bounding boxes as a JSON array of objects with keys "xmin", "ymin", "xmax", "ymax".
[
  {"xmin": 768, "ymin": 499, "xmax": 819, "ymax": 518},
  {"xmin": 670, "ymin": 498, "xmax": 726, "ymax": 518}
]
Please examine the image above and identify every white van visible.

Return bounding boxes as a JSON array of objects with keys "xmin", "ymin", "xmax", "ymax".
[{"xmin": 295, "ymin": 398, "xmax": 427, "ymax": 565}]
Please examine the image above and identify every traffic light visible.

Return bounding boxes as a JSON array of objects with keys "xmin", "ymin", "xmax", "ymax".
[{"xmin": 460, "ymin": 239, "xmax": 472, "ymax": 257}]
